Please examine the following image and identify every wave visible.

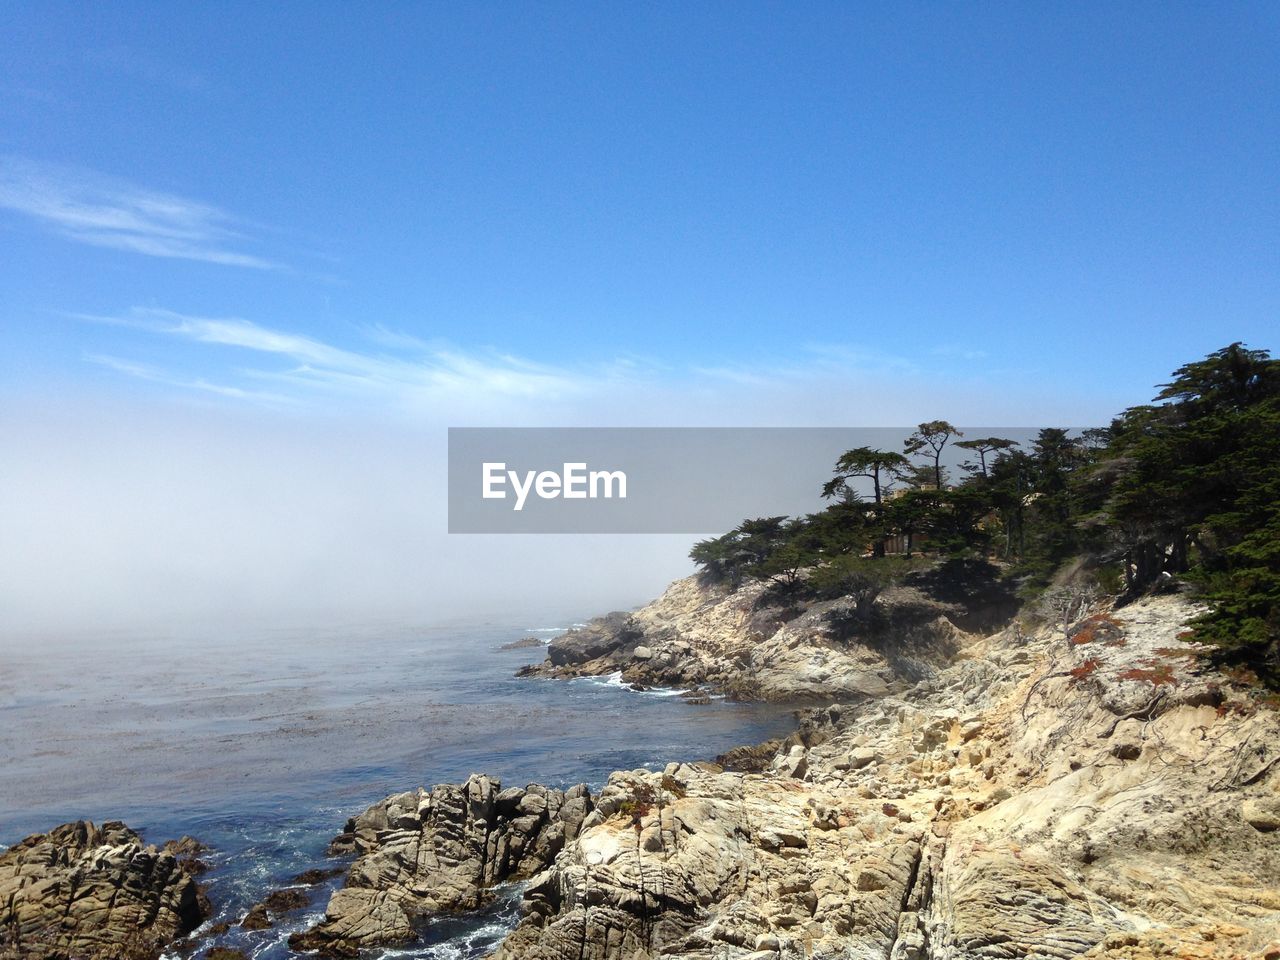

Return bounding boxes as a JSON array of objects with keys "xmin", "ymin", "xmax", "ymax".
[{"xmin": 575, "ymin": 671, "xmax": 690, "ymax": 699}]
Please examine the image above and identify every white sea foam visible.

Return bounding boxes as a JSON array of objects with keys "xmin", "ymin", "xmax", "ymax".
[{"xmin": 584, "ymin": 670, "xmax": 689, "ymax": 698}]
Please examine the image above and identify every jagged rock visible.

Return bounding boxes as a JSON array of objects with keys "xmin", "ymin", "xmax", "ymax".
[
  {"xmin": 293, "ymin": 775, "xmax": 592, "ymax": 955},
  {"xmin": 546, "ymin": 612, "xmax": 638, "ymax": 666},
  {"xmin": 291, "ymin": 866, "xmax": 345, "ymax": 885},
  {"xmin": 0, "ymin": 820, "xmax": 210, "ymax": 960},
  {"xmin": 492, "ymin": 767, "xmax": 928, "ymax": 960},
  {"xmin": 240, "ymin": 885, "xmax": 310, "ymax": 929},
  {"xmin": 489, "ymin": 593, "xmax": 1280, "ymax": 960},
  {"xmin": 772, "ymin": 744, "xmax": 808, "ymax": 779},
  {"xmin": 261, "ymin": 887, "xmax": 310, "ymax": 913},
  {"xmin": 840, "ymin": 746, "xmax": 878, "ymax": 770},
  {"xmin": 524, "ymin": 576, "xmax": 965, "ymax": 701},
  {"xmin": 716, "ymin": 738, "xmax": 782, "ymax": 772}
]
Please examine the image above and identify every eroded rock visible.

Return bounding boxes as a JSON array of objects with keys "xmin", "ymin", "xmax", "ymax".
[
  {"xmin": 0, "ymin": 820, "xmax": 210, "ymax": 960},
  {"xmin": 292, "ymin": 774, "xmax": 592, "ymax": 955}
]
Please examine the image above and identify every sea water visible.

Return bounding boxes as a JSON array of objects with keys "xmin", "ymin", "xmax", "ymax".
[{"xmin": 0, "ymin": 618, "xmax": 795, "ymax": 958}]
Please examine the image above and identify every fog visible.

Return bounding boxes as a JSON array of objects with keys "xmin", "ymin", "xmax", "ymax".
[{"xmin": 0, "ymin": 363, "xmax": 1124, "ymax": 641}]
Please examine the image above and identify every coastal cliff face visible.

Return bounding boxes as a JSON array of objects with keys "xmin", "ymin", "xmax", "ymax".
[
  {"xmin": 494, "ymin": 593, "xmax": 1280, "ymax": 960},
  {"xmin": 525, "ymin": 575, "xmax": 970, "ymax": 702},
  {"xmin": 293, "ymin": 774, "xmax": 594, "ymax": 956},
  {"xmin": 0, "ymin": 821, "xmax": 210, "ymax": 960}
]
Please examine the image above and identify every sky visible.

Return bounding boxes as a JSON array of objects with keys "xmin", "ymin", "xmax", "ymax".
[{"xmin": 1, "ymin": 3, "xmax": 1277, "ymax": 636}]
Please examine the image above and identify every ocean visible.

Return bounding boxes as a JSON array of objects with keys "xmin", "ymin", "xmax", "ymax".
[{"xmin": 0, "ymin": 617, "xmax": 796, "ymax": 958}]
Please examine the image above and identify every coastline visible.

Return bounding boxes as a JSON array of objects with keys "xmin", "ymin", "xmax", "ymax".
[{"xmin": 5, "ymin": 582, "xmax": 1280, "ymax": 960}]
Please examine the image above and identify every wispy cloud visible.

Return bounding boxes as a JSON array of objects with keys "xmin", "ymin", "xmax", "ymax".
[
  {"xmin": 931, "ymin": 345, "xmax": 989, "ymax": 362},
  {"xmin": 0, "ymin": 157, "xmax": 279, "ymax": 269},
  {"xmin": 81, "ymin": 308, "xmax": 610, "ymax": 405},
  {"xmin": 76, "ymin": 308, "xmax": 1018, "ymax": 423},
  {"xmin": 85, "ymin": 352, "xmax": 296, "ymax": 404}
]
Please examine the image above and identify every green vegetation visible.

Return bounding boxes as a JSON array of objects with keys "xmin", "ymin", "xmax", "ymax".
[{"xmin": 689, "ymin": 343, "xmax": 1280, "ymax": 686}]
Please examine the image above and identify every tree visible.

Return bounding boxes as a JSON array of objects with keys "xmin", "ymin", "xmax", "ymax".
[
  {"xmin": 822, "ymin": 448, "xmax": 909, "ymax": 557},
  {"xmin": 810, "ymin": 555, "xmax": 923, "ymax": 623},
  {"xmin": 905, "ymin": 421, "xmax": 962, "ymax": 490},
  {"xmin": 742, "ymin": 518, "xmax": 818, "ymax": 602},
  {"xmin": 954, "ymin": 437, "xmax": 1019, "ymax": 479},
  {"xmin": 1155, "ymin": 341, "xmax": 1278, "ymax": 413},
  {"xmin": 882, "ymin": 487, "xmax": 942, "ymax": 556},
  {"xmin": 689, "ymin": 516, "xmax": 793, "ymax": 588},
  {"xmin": 822, "ymin": 447, "xmax": 909, "ymax": 505}
]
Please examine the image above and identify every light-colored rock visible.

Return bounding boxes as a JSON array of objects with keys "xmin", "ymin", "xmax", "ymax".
[
  {"xmin": 490, "ymin": 593, "xmax": 1280, "ymax": 960},
  {"xmin": 292, "ymin": 775, "xmax": 592, "ymax": 955},
  {"xmin": 527, "ymin": 575, "xmax": 966, "ymax": 701},
  {"xmin": 1243, "ymin": 796, "xmax": 1280, "ymax": 832}
]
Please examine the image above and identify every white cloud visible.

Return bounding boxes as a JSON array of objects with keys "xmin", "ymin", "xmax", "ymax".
[
  {"xmin": 85, "ymin": 353, "xmax": 297, "ymax": 404},
  {"xmin": 84, "ymin": 308, "xmax": 600, "ymax": 404},
  {"xmin": 71, "ymin": 306, "xmax": 1115, "ymax": 428},
  {"xmin": 0, "ymin": 157, "xmax": 279, "ymax": 269}
]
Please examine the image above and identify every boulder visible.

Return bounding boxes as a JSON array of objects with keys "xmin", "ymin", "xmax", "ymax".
[{"xmin": 0, "ymin": 820, "xmax": 210, "ymax": 960}]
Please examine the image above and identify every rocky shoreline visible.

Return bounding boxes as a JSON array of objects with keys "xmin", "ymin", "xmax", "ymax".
[
  {"xmin": 5, "ymin": 578, "xmax": 1280, "ymax": 960},
  {"xmin": 518, "ymin": 575, "xmax": 976, "ymax": 703}
]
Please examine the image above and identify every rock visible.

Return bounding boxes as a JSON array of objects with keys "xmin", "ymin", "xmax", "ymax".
[
  {"xmin": 0, "ymin": 820, "xmax": 210, "ymax": 960},
  {"xmin": 295, "ymin": 775, "xmax": 593, "ymax": 954},
  {"xmin": 291, "ymin": 866, "xmax": 345, "ymax": 885},
  {"xmin": 261, "ymin": 887, "xmax": 310, "ymax": 913},
  {"xmin": 499, "ymin": 636, "xmax": 546, "ymax": 650},
  {"xmin": 772, "ymin": 744, "xmax": 808, "ymax": 779},
  {"xmin": 206, "ymin": 949, "xmax": 250, "ymax": 960},
  {"xmin": 845, "ymin": 747, "xmax": 879, "ymax": 770},
  {"xmin": 239, "ymin": 903, "xmax": 271, "ymax": 930},
  {"xmin": 1242, "ymin": 797, "xmax": 1280, "ymax": 832},
  {"xmin": 492, "ymin": 767, "xmax": 927, "ymax": 960},
  {"xmin": 485, "ymin": 592, "xmax": 1280, "ymax": 960},
  {"xmin": 546, "ymin": 613, "xmax": 639, "ymax": 666},
  {"xmin": 521, "ymin": 575, "xmax": 966, "ymax": 702},
  {"xmin": 716, "ymin": 738, "xmax": 782, "ymax": 773},
  {"xmin": 1110, "ymin": 741, "xmax": 1142, "ymax": 761}
]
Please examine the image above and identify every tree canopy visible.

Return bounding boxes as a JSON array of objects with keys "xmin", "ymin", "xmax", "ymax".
[{"xmin": 686, "ymin": 343, "xmax": 1280, "ymax": 687}]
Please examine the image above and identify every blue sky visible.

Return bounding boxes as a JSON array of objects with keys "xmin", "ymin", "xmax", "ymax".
[
  {"xmin": 3, "ymin": 2, "xmax": 1277, "ymax": 420},
  {"xmin": 2, "ymin": 3, "xmax": 1279, "ymax": 633}
]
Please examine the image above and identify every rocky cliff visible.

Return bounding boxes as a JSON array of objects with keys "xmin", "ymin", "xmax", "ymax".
[
  {"xmin": 494, "ymin": 593, "xmax": 1280, "ymax": 959},
  {"xmin": 522, "ymin": 575, "xmax": 972, "ymax": 702},
  {"xmin": 292, "ymin": 774, "xmax": 594, "ymax": 956},
  {"xmin": 0, "ymin": 821, "xmax": 210, "ymax": 960}
]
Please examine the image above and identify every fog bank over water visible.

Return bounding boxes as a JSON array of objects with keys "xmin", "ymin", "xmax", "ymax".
[
  {"xmin": 0, "ymin": 366, "xmax": 1117, "ymax": 640},
  {"xmin": 0, "ymin": 405, "xmax": 697, "ymax": 638}
]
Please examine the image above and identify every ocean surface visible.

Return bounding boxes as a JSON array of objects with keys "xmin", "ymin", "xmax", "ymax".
[{"xmin": 0, "ymin": 618, "xmax": 797, "ymax": 958}]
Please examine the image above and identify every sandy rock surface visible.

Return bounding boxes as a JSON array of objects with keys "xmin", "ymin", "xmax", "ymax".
[{"xmin": 494, "ymin": 594, "xmax": 1280, "ymax": 960}]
